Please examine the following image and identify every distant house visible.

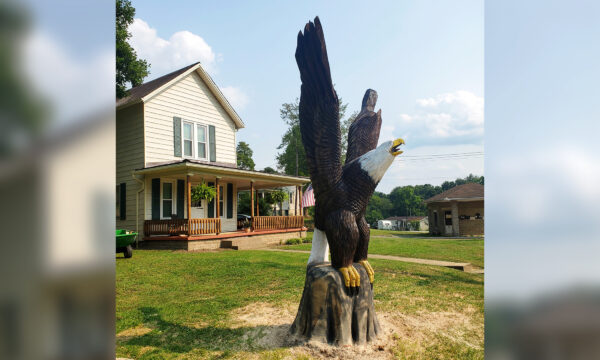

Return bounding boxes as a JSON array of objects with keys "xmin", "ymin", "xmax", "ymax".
[
  {"xmin": 116, "ymin": 62, "xmax": 309, "ymax": 250},
  {"xmin": 424, "ymin": 183, "xmax": 484, "ymax": 236},
  {"xmin": 385, "ymin": 216, "xmax": 429, "ymax": 231}
]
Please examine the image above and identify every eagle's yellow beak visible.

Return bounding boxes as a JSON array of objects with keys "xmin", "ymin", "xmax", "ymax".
[{"xmin": 390, "ymin": 138, "xmax": 405, "ymax": 156}]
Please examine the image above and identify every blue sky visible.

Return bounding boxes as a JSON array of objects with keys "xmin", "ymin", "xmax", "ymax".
[{"xmin": 130, "ymin": 0, "xmax": 484, "ymax": 192}]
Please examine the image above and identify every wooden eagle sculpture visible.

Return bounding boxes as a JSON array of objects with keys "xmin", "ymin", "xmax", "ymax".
[{"xmin": 296, "ymin": 17, "xmax": 404, "ymax": 293}]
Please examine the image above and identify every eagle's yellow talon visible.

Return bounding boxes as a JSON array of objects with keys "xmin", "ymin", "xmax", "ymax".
[
  {"xmin": 339, "ymin": 267, "xmax": 351, "ymax": 287},
  {"xmin": 339, "ymin": 265, "xmax": 360, "ymax": 289},
  {"xmin": 359, "ymin": 260, "xmax": 375, "ymax": 283},
  {"xmin": 354, "ymin": 266, "xmax": 361, "ymax": 287}
]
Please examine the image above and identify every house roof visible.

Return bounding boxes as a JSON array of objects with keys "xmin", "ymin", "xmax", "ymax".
[
  {"xmin": 424, "ymin": 183, "xmax": 484, "ymax": 203},
  {"xmin": 116, "ymin": 62, "xmax": 245, "ymax": 129},
  {"xmin": 133, "ymin": 159, "xmax": 310, "ymax": 190}
]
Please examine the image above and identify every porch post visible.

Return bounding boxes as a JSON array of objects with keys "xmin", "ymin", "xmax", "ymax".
[
  {"xmin": 295, "ymin": 186, "xmax": 299, "ymax": 216},
  {"xmin": 299, "ymin": 186, "xmax": 303, "ymax": 217},
  {"xmin": 215, "ymin": 177, "xmax": 220, "ymax": 235},
  {"xmin": 451, "ymin": 201, "xmax": 460, "ymax": 236},
  {"xmin": 186, "ymin": 174, "xmax": 191, "ymax": 235},
  {"xmin": 256, "ymin": 190, "xmax": 259, "ymax": 217},
  {"xmin": 250, "ymin": 181, "xmax": 255, "ymax": 230}
]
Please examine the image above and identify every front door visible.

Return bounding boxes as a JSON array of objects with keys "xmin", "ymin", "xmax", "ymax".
[
  {"xmin": 444, "ymin": 210, "xmax": 453, "ymax": 235},
  {"xmin": 190, "ymin": 182, "xmax": 206, "ymax": 219}
]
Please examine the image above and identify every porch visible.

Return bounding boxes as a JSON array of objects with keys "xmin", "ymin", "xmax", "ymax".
[
  {"xmin": 140, "ymin": 225, "xmax": 307, "ymax": 251},
  {"xmin": 143, "ymin": 215, "xmax": 305, "ymax": 237},
  {"xmin": 134, "ymin": 160, "xmax": 310, "ymax": 244}
]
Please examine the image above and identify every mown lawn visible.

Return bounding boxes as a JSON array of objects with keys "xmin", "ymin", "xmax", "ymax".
[
  {"xmin": 116, "ymin": 249, "xmax": 483, "ymax": 359},
  {"xmin": 284, "ymin": 230, "xmax": 484, "ymax": 268}
]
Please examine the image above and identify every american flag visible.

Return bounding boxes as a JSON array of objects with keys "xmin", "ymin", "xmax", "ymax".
[{"xmin": 302, "ymin": 184, "xmax": 315, "ymax": 208}]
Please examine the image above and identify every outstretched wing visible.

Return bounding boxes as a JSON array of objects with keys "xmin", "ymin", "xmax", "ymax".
[
  {"xmin": 345, "ymin": 89, "xmax": 382, "ymax": 164},
  {"xmin": 295, "ymin": 17, "xmax": 341, "ymax": 196}
]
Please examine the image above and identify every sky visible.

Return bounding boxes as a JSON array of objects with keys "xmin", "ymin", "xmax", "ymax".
[{"xmin": 127, "ymin": 0, "xmax": 484, "ymax": 193}]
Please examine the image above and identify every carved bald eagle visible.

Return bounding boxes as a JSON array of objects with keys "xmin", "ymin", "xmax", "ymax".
[{"xmin": 296, "ymin": 17, "xmax": 404, "ymax": 292}]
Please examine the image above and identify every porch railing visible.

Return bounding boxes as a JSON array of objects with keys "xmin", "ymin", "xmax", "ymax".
[
  {"xmin": 252, "ymin": 215, "xmax": 304, "ymax": 230},
  {"xmin": 189, "ymin": 218, "xmax": 221, "ymax": 235},
  {"xmin": 144, "ymin": 218, "xmax": 221, "ymax": 236}
]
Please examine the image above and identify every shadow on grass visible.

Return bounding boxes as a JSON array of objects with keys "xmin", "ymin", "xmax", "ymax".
[{"xmin": 119, "ymin": 307, "xmax": 292, "ymax": 354}]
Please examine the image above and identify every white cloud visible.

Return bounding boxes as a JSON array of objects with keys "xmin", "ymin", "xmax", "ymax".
[
  {"xmin": 395, "ymin": 90, "xmax": 483, "ymax": 147},
  {"xmin": 129, "ymin": 18, "xmax": 217, "ymax": 77},
  {"xmin": 22, "ymin": 29, "xmax": 114, "ymax": 125},
  {"xmin": 129, "ymin": 18, "xmax": 249, "ymax": 110},
  {"xmin": 221, "ymin": 86, "xmax": 249, "ymax": 110}
]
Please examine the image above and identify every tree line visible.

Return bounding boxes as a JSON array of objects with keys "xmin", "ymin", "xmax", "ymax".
[{"xmin": 364, "ymin": 174, "xmax": 484, "ymax": 224}]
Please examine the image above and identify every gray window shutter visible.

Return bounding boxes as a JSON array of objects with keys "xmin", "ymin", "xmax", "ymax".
[
  {"xmin": 226, "ymin": 183, "xmax": 233, "ymax": 219},
  {"xmin": 151, "ymin": 178, "xmax": 160, "ymax": 220},
  {"xmin": 209, "ymin": 125, "xmax": 216, "ymax": 162},
  {"xmin": 173, "ymin": 117, "xmax": 182, "ymax": 157},
  {"xmin": 207, "ymin": 182, "xmax": 215, "ymax": 217},
  {"xmin": 119, "ymin": 183, "xmax": 126, "ymax": 220},
  {"xmin": 177, "ymin": 179, "xmax": 185, "ymax": 219}
]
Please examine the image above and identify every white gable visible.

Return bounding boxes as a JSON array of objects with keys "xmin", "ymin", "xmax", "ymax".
[{"xmin": 144, "ymin": 71, "xmax": 238, "ymax": 165}]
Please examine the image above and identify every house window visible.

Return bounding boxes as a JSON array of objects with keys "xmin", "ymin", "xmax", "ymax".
[
  {"xmin": 181, "ymin": 120, "xmax": 209, "ymax": 160},
  {"xmin": 433, "ymin": 211, "xmax": 438, "ymax": 226},
  {"xmin": 219, "ymin": 185, "xmax": 224, "ymax": 217},
  {"xmin": 162, "ymin": 182, "xmax": 174, "ymax": 218},
  {"xmin": 116, "ymin": 185, "xmax": 121, "ymax": 218},
  {"xmin": 183, "ymin": 122, "xmax": 193, "ymax": 157},
  {"xmin": 196, "ymin": 124, "xmax": 207, "ymax": 160}
]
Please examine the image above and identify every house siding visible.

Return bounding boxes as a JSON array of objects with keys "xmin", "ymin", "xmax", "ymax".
[
  {"xmin": 144, "ymin": 71, "xmax": 237, "ymax": 166},
  {"xmin": 116, "ymin": 103, "xmax": 145, "ymax": 233}
]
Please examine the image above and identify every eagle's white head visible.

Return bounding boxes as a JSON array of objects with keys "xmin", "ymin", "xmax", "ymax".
[{"xmin": 358, "ymin": 138, "xmax": 405, "ymax": 183}]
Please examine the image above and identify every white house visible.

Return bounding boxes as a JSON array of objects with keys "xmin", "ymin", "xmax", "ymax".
[{"xmin": 116, "ymin": 62, "xmax": 309, "ymax": 250}]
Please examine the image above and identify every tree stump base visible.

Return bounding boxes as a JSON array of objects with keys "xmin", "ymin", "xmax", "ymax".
[{"xmin": 290, "ymin": 262, "xmax": 381, "ymax": 346}]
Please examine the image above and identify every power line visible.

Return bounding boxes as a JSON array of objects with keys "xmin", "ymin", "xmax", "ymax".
[{"xmin": 401, "ymin": 151, "xmax": 483, "ymax": 158}]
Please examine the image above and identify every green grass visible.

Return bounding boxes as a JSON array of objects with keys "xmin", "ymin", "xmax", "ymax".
[
  {"xmin": 284, "ymin": 230, "xmax": 484, "ymax": 268},
  {"xmin": 117, "ymin": 249, "xmax": 483, "ymax": 359}
]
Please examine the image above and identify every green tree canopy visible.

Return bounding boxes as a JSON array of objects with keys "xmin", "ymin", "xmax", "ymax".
[
  {"xmin": 276, "ymin": 98, "xmax": 356, "ymax": 175},
  {"xmin": 365, "ymin": 174, "xmax": 484, "ymax": 221},
  {"xmin": 261, "ymin": 166, "xmax": 277, "ymax": 174},
  {"xmin": 0, "ymin": 1, "xmax": 45, "ymax": 156},
  {"xmin": 116, "ymin": 0, "xmax": 150, "ymax": 98},
  {"xmin": 237, "ymin": 192, "xmax": 271, "ymax": 216},
  {"xmin": 236, "ymin": 141, "xmax": 255, "ymax": 170}
]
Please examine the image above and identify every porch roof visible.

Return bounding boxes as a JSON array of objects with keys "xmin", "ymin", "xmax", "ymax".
[{"xmin": 134, "ymin": 160, "xmax": 310, "ymax": 189}]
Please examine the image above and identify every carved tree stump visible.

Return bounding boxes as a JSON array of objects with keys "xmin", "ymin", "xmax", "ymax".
[{"xmin": 290, "ymin": 262, "xmax": 381, "ymax": 346}]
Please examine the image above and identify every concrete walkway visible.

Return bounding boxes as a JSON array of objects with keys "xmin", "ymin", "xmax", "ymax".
[{"xmin": 263, "ymin": 248, "xmax": 483, "ymax": 274}]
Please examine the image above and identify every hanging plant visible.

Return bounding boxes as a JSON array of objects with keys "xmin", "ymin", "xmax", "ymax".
[{"xmin": 191, "ymin": 182, "xmax": 216, "ymax": 203}]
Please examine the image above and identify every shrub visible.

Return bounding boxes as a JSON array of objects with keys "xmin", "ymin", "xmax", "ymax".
[
  {"xmin": 285, "ymin": 238, "xmax": 302, "ymax": 245},
  {"xmin": 302, "ymin": 237, "xmax": 312, "ymax": 244}
]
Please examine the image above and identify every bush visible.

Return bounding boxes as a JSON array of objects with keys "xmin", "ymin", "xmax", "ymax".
[
  {"xmin": 302, "ymin": 237, "xmax": 312, "ymax": 244},
  {"xmin": 285, "ymin": 238, "xmax": 302, "ymax": 245}
]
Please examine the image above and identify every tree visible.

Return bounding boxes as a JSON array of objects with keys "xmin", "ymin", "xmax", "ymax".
[
  {"xmin": 276, "ymin": 98, "xmax": 356, "ymax": 175},
  {"xmin": 116, "ymin": 0, "xmax": 150, "ymax": 98},
  {"xmin": 236, "ymin": 141, "xmax": 255, "ymax": 170},
  {"xmin": 237, "ymin": 192, "xmax": 271, "ymax": 216},
  {"xmin": 0, "ymin": 1, "xmax": 45, "ymax": 157},
  {"xmin": 365, "ymin": 192, "xmax": 393, "ymax": 224},
  {"xmin": 389, "ymin": 186, "xmax": 424, "ymax": 216},
  {"xmin": 261, "ymin": 167, "xmax": 277, "ymax": 174}
]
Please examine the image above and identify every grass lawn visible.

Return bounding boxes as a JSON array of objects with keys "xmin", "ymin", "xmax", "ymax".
[
  {"xmin": 284, "ymin": 230, "xmax": 484, "ymax": 268},
  {"xmin": 117, "ymin": 249, "xmax": 483, "ymax": 359}
]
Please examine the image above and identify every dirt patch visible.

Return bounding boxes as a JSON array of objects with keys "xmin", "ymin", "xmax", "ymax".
[
  {"xmin": 229, "ymin": 302, "xmax": 482, "ymax": 359},
  {"xmin": 116, "ymin": 326, "xmax": 152, "ymax": 340}
]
